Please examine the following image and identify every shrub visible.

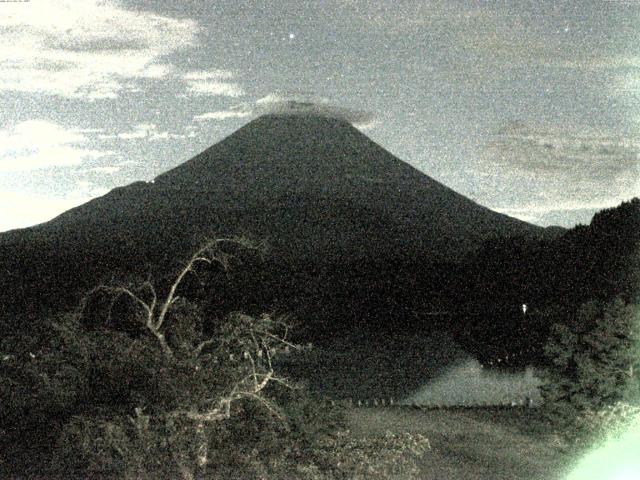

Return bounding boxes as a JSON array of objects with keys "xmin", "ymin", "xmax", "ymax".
[
  {"xmin": 297, "ymin": 430, "xmax": 431, "ymax": 480},
  {"xmin": 571, "ymin": 402, "xmax": 640, "ymax": 451}
]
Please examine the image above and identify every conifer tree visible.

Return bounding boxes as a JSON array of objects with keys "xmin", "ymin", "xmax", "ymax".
[{"xmin": 541, "ymin": 297, "xmax": 639, "ymax": 430}]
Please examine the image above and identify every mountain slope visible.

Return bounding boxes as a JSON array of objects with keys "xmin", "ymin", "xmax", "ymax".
[{"xmin": 0, "ymin": 113, "xmax": 554, "ymax": 328}]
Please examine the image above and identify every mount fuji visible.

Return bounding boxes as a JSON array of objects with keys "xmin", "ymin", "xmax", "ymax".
[{"xmin": 0, "ymin": 113, "xmax": 556, "ymax": 334}]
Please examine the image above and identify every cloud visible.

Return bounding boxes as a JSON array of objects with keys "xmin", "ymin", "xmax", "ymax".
[
  {"xmin": 183, "ymin": 70, "xmax": 235, "ymax": 81},
  {"xmin": 100, "ymin": 123, "xmax": 186, "ymax": 141},
  {"xmin": 88, "ymin": 166, "xmax": 120, "ymax": 174},
  {"xmin": 117, "ymin": 123, "xmax": 157, "ymax": 140},
  {"xmin": 484, "ymin": 122, "xmax": 639, "ymax": 177},
  {"xmin": 183, "ymin": 70, "xmax": 245, "ymax": 97},
  {"xmin": 494, "ymin": 200, "xmax": 625, "ymax": 215},
  {"xmin": 0, "ymin": 0, "xmax": 198, "ymax": 99},
  {"xmin": 551, "ymin": 56, "xmax": 640, "ymax": 101},
  {"xmin": 0, "ymin": 120, "xmax": 112, "ymax": 171},
  {"xmin": 254, "ymin": 93, "xmax": 377, "ymax": 128},
  {"xmin": 557, "ymin": 55, "xmax": 640, "ymax": 71},
  {"xmin": 193, "ymin": 110, "xmax": 252, "ymax": 121},
  {"xmin": 479, "ymin": 121, "xmax": 639, "ymax": 225},
  {"xmin": 256, "ymin": 93, "xmax": 287, "ymax": 105},
  {"xmin": 188, "ymin": 82, "xmax": 245, "ymax": 97},
  {"xmin": 0, "ymin": 187, "xmax": 101, "ymax": 232},
  {"xmin": 191, "ymin": 93, "xmax": 377, "ymax": 128},
  {"xmin": 0, "ymin": 190, "xmax": 82, "ymax": 232},
  {"xmin": 611, "ymin": 72, "xmax": 640, "ymax": 98}
]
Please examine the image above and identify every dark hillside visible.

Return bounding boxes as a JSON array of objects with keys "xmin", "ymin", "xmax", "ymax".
[{"xmin": 450, "ymin": 198, "xmax": 639, "ymax": 368}]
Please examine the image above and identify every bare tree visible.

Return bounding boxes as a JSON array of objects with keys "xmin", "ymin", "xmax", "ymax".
[{"xmin": 79, "ymin": 238, "xmax": 297, "ymax": 479}]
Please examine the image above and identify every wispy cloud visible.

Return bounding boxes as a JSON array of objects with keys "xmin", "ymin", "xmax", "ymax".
[
  {"xmin": 188, "ymin": 83, "xmax": 245, "ymax": 97},
  {"xmin": 479, "ymin": 121, "xmax": 639, "ymax": 225},
  {"xmin": 0, "ymin": 120, "xmax": 112, "ymax": 171},
  {"xmin": 193, "ymin": 110, "xmax": 252, "ymax": 121},
  {"xmin": 0, "ymin": 0, "xmax": 198, "ymax": 99},
  {"xmin": 254, "ymin": 93, "xmax": 377, "ymax": 128},
  {"xmin": 494, "ymin": 200, "xmax": 627, "ymax": 215},
  {"xmin": 183, "ymin": 71, "xmax": 235, "ymax": 81},
  {"xmin": 255, "ymin": 93, "xmax": 287, "ymax": 105},
  {"xmin": 556, "ymin": 55, "xmax": 640, "ymax": 71},
  {"xmin": 183, "ymin": 70, "xmax": 245, "ymax": 97},
  {"xmin": 100, "ymin": 123, "xmax": 186, "ymax": 141},
  {"xmin": 191, "ymin": 93, "xmax": 377, "ymax": 128},
  {"xmin": 73, "ymin": 180, "xmax": 110, "ymax": 198},
  {"xmin": 88, "ymin": 166, "xmax": 121, "ymax": 175},
  {"xmin": 484, "ymin": 121, "xmax": 639, "ymax": 177},
  {"xmin": 611, "ymin": 72, "xmax": 640, "ymax": 98}
]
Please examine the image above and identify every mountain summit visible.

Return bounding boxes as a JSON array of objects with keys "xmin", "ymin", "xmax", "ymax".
[
  {"xmin": 152, "ymin": 113, "xmax": 543, "ymax": 260},
  {"xmin": 0, "ymin": 113, "xmax": 549, "ymax": 324}
]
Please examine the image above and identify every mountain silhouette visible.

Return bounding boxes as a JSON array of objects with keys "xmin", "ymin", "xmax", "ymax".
[{"xmin": 0, "ymin": 113, "xmax": 557, "ymax": 333}]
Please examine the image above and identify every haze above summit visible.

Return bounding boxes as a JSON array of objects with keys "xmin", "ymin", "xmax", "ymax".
[{"xmin": 1, "ymin": 0, "xmax": 638, "ymax": 232}]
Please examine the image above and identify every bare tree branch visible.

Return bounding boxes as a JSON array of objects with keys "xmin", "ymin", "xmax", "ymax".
[
  {"xmin": 141, "ymin": 280, "xmax": 157, "ymax": 317},
  {"xmin": 73, "ymin": 236, "xmax": 300, "ymax": 479},
  {"xmin": 249, "ymin": 393, "xmax": 286, "ymax": 421},
  {"xmin": 195, "ymin": 338, "xmax": 216, "ymax": 357},
  {"xmin": 256, "ymin": 329, "xmax": 299, "ymax": 350},
  {"xmin": 154, "ymin": 238, "xmax": 243, "ymax": 331}
]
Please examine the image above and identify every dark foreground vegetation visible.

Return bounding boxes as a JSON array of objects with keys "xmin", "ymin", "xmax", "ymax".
[
  {"xmin": 1, "ymin": 199, "xmax": 639, "ymax": 478},
  {"xmin": 0, "ymin": 239, "xmax": 433, "ymax": 479},
  {"xmin": 0, "ymin": 239, "xmax": 344, "ymax": 479}
]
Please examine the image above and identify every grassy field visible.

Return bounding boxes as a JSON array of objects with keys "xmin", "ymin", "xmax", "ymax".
[
  {"xmin": 2, "ymin": 406, "xmax": 579, "ymax": 479},
  {"xmin": 346, "ymin": 406, "xmax": 575, "ymax": 480}
]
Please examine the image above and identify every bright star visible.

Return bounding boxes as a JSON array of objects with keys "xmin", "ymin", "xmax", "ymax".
[{"xmin": 289, "ymin": 33, "xmax": 295, "ymax": 39}]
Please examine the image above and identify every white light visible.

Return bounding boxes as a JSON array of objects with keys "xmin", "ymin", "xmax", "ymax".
[
  {"xmin": 522, "ymin": 304, "xmax": 527, "ymax": 314},
  {"xmin": 289, "ymin": 33, "xmax": 295, "ymax": 39}
]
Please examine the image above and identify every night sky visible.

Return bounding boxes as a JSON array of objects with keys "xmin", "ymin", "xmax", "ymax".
[{"xmin": 1, "ymin": 0, "xmax": 638, "ymax": 232}]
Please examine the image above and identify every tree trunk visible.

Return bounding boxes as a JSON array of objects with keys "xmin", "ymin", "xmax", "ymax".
[{"xmin": 194, "ymin": 421, "xmax": 208, "ymax": 479}]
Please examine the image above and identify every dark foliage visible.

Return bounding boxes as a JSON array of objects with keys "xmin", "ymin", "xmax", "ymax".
[
  {"xmin": 451, "ymin": 198, "xmax": 639, "ymax": 368},
  {"xmin": 0, "ymin": 237, "xmax": 348, "ymax": 478},
  {"xmin": 538, "ymin": 297, "xmax": 639, "ymax": 443}
]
